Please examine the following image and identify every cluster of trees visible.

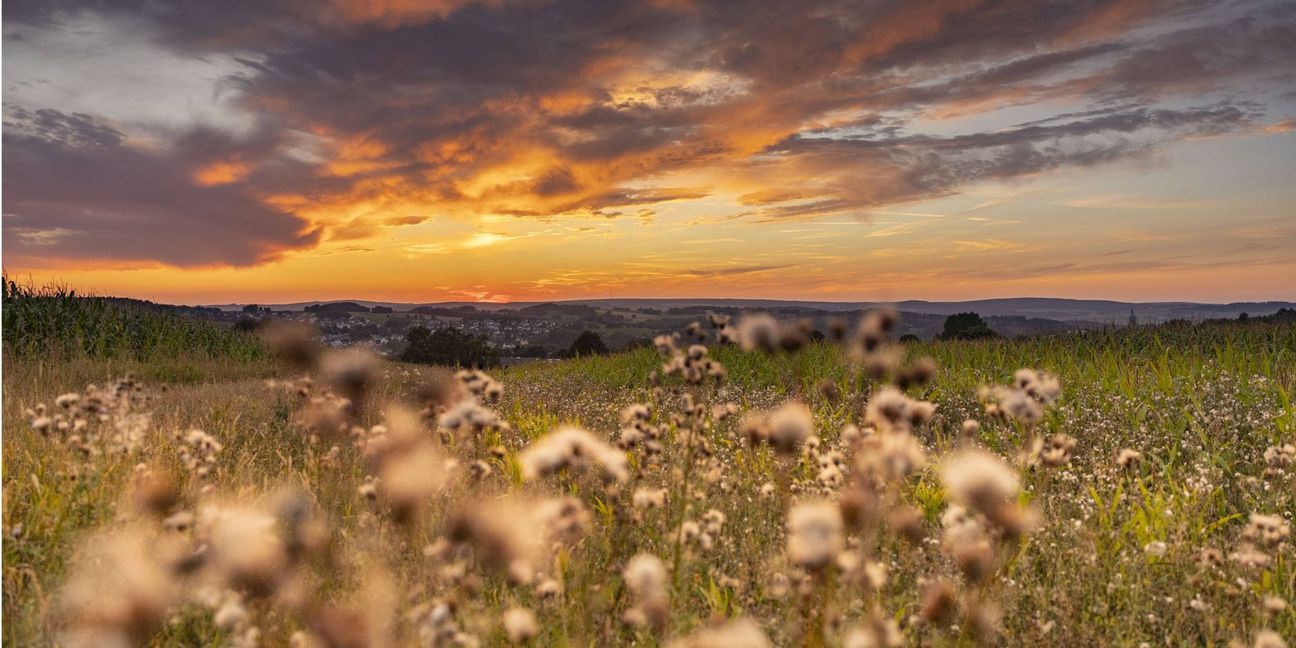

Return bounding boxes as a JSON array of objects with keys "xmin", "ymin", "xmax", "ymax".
[
  {"xmin": 1238, "ymin": 308, "xmax": 1295, "ymax": 322},
  {"xmin": 399, "ymin": 325, "xmax": 500, "ymax": 368},
  {"xmin": 938, "ymin": 312, "xmax": 999, "ymax": 340},
  {"xmin": 396, "ymin": 326, "xmax": 618, "ymax": 367},
  {"xmin": 305, "ymin": 302, "xmax": 371, "ymax": 315},
  {"xmin": 567, "ymin": 330, "xmax": 608, "ymax": 357}
]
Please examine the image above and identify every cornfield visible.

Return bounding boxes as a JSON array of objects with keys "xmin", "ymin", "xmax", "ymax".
[{"xmin": 2, "ymin": 279, "xmax": 263, "ymax": 362}]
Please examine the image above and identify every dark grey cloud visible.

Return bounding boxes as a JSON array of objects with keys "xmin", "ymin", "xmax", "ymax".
[
  {"xmin": 684, "ymin": 264, "xmax": 797, "ymax": 278},
  {"xmin": 3, "ymin": 107, "xmax": 125, "ymax": 147},
  {"xmin": 3, "ymin": 108, "xmax": 318, "ymax": 266},
  {"xmin": 1088, "ymin": 7, "xmax": 1296, "ymax": 102},
  {"xmin": 746, "ymin": 102, "xmax": 1260, "ymax": 219},
  {"xmin": 778, "ymin": 103, "xmax": 1260, "ymax": 153}
]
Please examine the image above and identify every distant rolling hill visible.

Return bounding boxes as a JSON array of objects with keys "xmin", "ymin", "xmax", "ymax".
[
  {"xmin": 206, "ymin": 297, "xmax": 1295, "ymax": 324},
  {"xmin": 891, "ymin": 298, "xmax": 1296, "ymax": 323}
]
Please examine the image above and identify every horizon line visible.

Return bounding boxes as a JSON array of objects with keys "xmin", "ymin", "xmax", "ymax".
[{"xmin": 192, "ymin": 295, "xmax": 1296, "ymax": 308}]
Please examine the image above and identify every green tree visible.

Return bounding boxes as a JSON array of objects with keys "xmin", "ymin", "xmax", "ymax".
[
  {"xmin": 233, "ymin": 317, "xmax": 260, "ymax": 332},
  {"xmin": 939, "ymin": 312, "xmax": 998, "ymax": 340},
  {"xmin": 399, "ymin": 325, "xmax": 500, "ymax": 367},
  {"xmin": 568, "ymin": 330, "xmax": 609, "ymax": 357}
]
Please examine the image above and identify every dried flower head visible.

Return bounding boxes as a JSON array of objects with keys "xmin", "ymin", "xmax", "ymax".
[
  {"xmin": 502, "ymin": 606, "xmax": 539, "ymax": 644},
  {"xmin": 1040, "ymin": 433, "xmax": 1077, "ymax": 467},
  {"xmin": 130, "ymin": 467, "xmax": 179, "ymax": 516},
  {"xmin": 259, "ymin": 320, "xmax": 321, "ymax": 369},
  {"xmin": 1263, "ymin": 443, "xmax": 1294, "ymax": 478},
  {"xmin": 981, "ymin": 369, "xmax": 1061, "ymax": 425},
  {"xmin": 632, "ymin": 487, "xmax": 668, "ymax": 510},
  {"xmin": 376, "ymin": 443, "xmax": 447, "ymax": 523},
  {"xmin": 449, "ymin": 496, "xmax": 588, "ymax": 584},
  {"xmin": 319, "ymin": 348, "xmax": 379, "ymax": 409},
  {"xmin": 667, "ymin": 618, "xmax": 772, "ymax": 648},
  {"xmin": 58, "ymin": 529, "xmax": 182, "ymax": 647},
  {"xmin": 1262, "ymin": 596, "xmax": 1288, "ymax": 613},
  {"xmin": 1254, "ymin": 630, "xmax": 1288, "ymax": 648},
  {"xmin": 864, "ymin": 387, "xmax": 936, "ymax": 433},
  {"xmin": 919, "ymin": 580, "xmax": 959, "ymax": 625},
  {"xmin": 941, "ymin": 449, "xmax": 1021, "ymax": 518},
  {"xmin": 621, "ymin": 403, "xmax": 651, "ymax": 425},
  {"xmin": 622, "ymin": 553, "xmax": 669, "ymax": 629},
  {"xmin": 437, "ymin": 398, "xmax": 503, "ymax": 434},
  {"xmin": 196, "ymin": 504, "xmax": 292, "ymax": 597},
  {"xmin": 767, "ymin": 401, "xmax": 814, "ymax": 455},
  {"xmin": 843, "ymin": 612, "xmax": 903, "ymax": 648},
  {"xmin": 457, "ymin": 369, "xmax": 503, "ymax": 401},
  {"xmin": 1242, "ymin": 513, "xmax": 1290, "ymax": 547},
  {"xmin": 519, "ymin": 426, "xmax": 629, "ymax": 483},
  {"xmin": 854, "ymin": 427, "xmax": 927, "ymax": 483},
  {"xmin": 736, "ymin": 314, "xmax": 780, "ymax": 352},
  {"xmin": 1117, "ymin": 448, "xmax": 1142, "ymax": 468},
  {"xmin": 894, "ymin": 356, "xmax": 938, "ymax": 390},
  {"xmin": 786, "ymin": 501, "xmax": 844, "ymax": 570}
]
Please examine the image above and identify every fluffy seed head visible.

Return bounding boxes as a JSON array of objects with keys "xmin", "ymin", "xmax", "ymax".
[
  {"xmin": 1243, "ymin": 513, "xmax": 1290, "ymax": 547},
  {"xmin": 1117, "ymin": 448, "xmax": 1142, "ymax": 468},
  {"xmin": 767, "ymin": 401, "xmax": 813, "ymax": 455},
  {"xmin": 197, "ymin": 505, "xmax": 291, "ymax": 597},
  {"xmin": 1254, "ymin": 630, "xmax": 1288, "ymax": 648},
  {"xmin": 519, "ymin": 426, "xmax": 629, "ymax": 483},
  {"xmin": 502, "ymin": 607, "xmax": 538, "ymax": 644},
  {"xmin": 622, "ymin": 553, "xmax": 669, "ymax": 628},
  {"xmin": 919, "ymin": 580, "xmax": 959, "ymax": 625},
  {"xmin": 623, "ymin": 553, "xmax": 667, "ymax": 599},
  {"xmin": 259, "ymin": 320, "xmax": 321, "ymax": 369},
  {"xmin": 736, "ymin": 314, "xmax": 780, "ymax": 352},
  {"xmin": 786, "ymin": 501, "xmax": 844, "ymax": 570},
  {"xmin": 58, "ymin": 529, "xmax": 182, "ymax": 646},
  {"xmin": 941, "ymin": 449, "xmax": 1021, "ymax": 516},
  {"xmin": 377, "ymin": 443, "xmax": 447, "ymax": 523},
  {"xmin": 319, "ymin": 348, "xmax": 379, "ymax": 407},
  {"xmin": 668, "ymin": 618, "xmax": 772, "ymax": 648}
]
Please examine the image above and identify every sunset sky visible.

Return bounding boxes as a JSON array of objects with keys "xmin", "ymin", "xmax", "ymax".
[{"xmin": 4, "ymin": 0, "xmax": 1294, "ymax": 305}]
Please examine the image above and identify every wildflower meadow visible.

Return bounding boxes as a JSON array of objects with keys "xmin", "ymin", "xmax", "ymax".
[{"xmin": 3, "ymin": 307, "xmax": 1293, "ymax": 647}]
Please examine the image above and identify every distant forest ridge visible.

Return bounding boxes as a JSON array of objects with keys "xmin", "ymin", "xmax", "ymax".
[
  {"xmin": 22, "ymin": 288, "xmax": 1293, "ymax": 354},
  {"xmin": 200, "ymin": 297, "xmax": 1296, "ymax": 323}
]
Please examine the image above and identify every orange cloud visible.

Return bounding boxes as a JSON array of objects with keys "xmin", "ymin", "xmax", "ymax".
[
  {"xmin": 325, "ymin": 0, "xmax": 484, "ymax": 27},
  {"xmin": 192, "ymin": 160, "xmax": 252, "ymax": 186}
]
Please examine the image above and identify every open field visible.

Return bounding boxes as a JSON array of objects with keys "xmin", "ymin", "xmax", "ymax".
[{"xmin": 3, "ymin": 316, "xmax": 1294, "ymax": 647}]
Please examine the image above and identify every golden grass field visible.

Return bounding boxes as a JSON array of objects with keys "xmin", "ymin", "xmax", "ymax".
[{"xmin": 3, "ymin": 313, "xmax": 1294, "ymax": 647}]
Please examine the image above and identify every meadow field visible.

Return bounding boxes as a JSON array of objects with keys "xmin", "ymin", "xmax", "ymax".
[{"xmin": 3, "ymin": 296, "xmax": 1293, "ymax": 647}]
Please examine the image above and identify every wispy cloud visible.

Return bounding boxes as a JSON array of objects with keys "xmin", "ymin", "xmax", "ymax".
[{"xmin": 1064, "ymin": 195, "xmax": 1220, "ymax": 210}]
